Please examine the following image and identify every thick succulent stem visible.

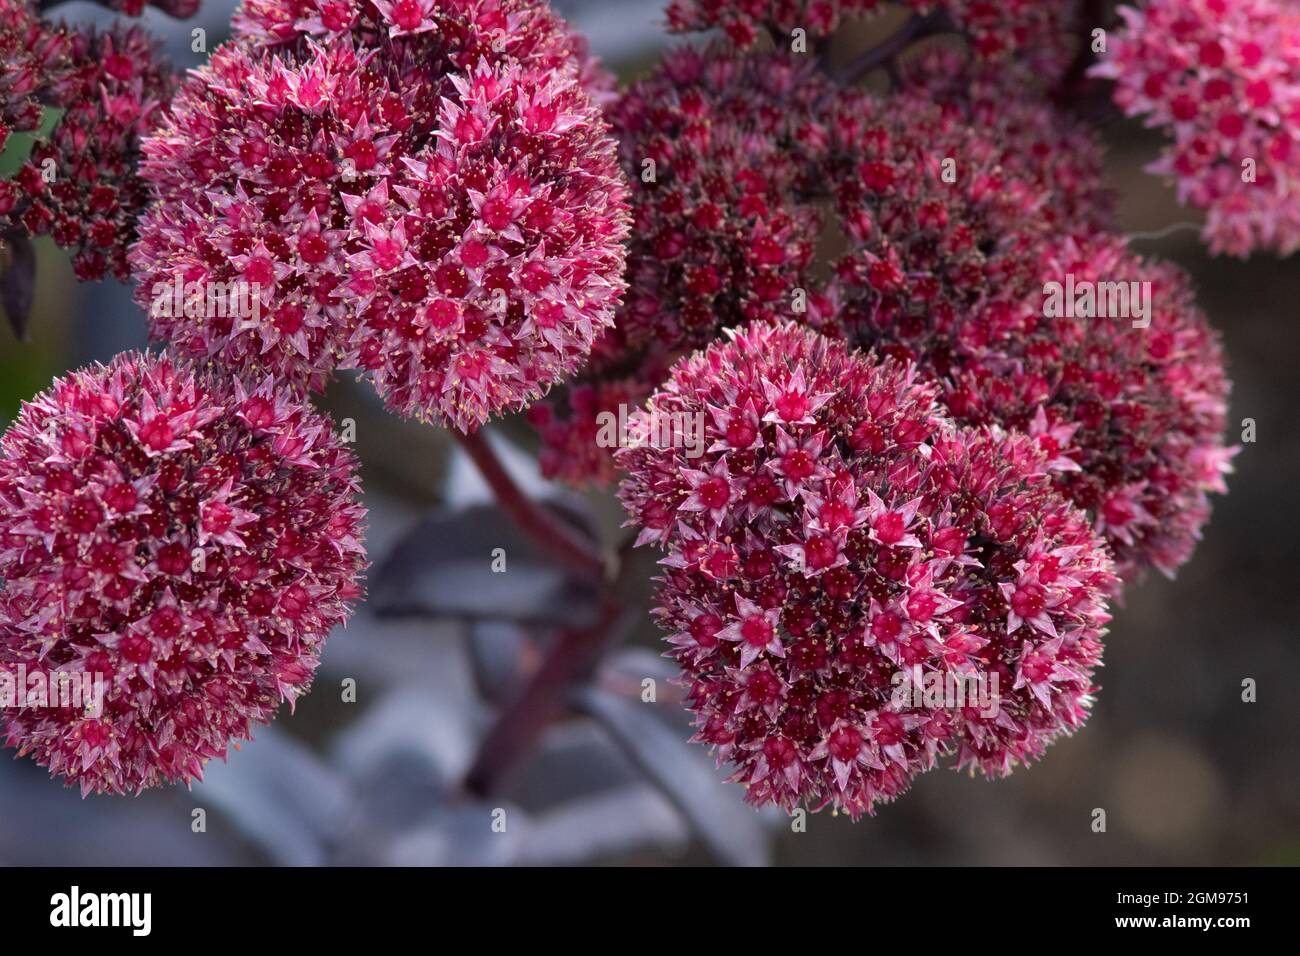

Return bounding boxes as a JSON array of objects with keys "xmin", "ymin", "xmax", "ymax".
[
  {"xmin": 452, "ymin": 427, "xmax": 606, "ymax": 582},
  {"xmin": 464, "ymin": 596, "xmax": 628, "ymax": 796},
  {"xmin": 455, "ymin": 427, "xmax": 630, "ymax": 794}
]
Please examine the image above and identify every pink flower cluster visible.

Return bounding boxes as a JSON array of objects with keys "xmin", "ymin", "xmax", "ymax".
[
  {"xmin": 1033, "ymin": 235, "xmax": 1234, "ymax": 577},
  {"xmin": 131, "ymin": 0, "xmax": 629, "ymax": 431},
  {"xmin": 1, "ymin": 13, "xmax": 173, "ymax": 281},
  {"xmin": 0, "ymin": 352, "xmax": 366, "ymax": 795},
  {"xmin": 606, "ymin": 47, "xmax": 835, "ymax": 352},
  {"xmin": 233, "ymin": 0, "xmax": 613, "ymax": 94},
  {"xmin": 901, "ymin": 47, "xmax": 1116, "ymax": 232},
  {"xmin": 1094, "ymin": 0, "xmax": 1300, "ymax": 256},
  {"xmin": 824, "ymin": 86, "xmax": 1233, "ymax": 579},
  {"xmin": 530, "ymin": 46, "xmax": 839, "ymax": 485},
  {"xmin": 618, "ymin": 322, "xmax": 1115, "ymax": 817}
]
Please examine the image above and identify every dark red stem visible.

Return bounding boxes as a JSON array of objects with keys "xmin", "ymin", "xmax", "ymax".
[
  {"xmin": 464, "ymin": 597, "xmax": 628, "ymax": 796},
  {"xmin": 835, "ymin": 10, "xmax": 954, "ymax": 86},
  {"xmin": 1053, "ymin": 0, "xmax": 1114, "ymax": 110},
  {"xmin": 455, "ymin": 427, "xmax": 631, "ymax": 794},
  {"xmin": 452, "ymin": 427, "xmax": 606, "ymax": 582}
]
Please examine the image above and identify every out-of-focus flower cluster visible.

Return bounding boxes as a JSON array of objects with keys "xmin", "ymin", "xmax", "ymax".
[
  {"xmin": 132, "ymin": 0, "xmax": 629, "ymax": 432},
  {"xmin": 1, "ymin": 7, "xmax": 174, "ymax": 281},
  {"xmin": 1094, "ymin": 0, "xmax": 1300, "ymax": 256},
  {"xmin": 664, "ymin": 0, "xmax": 1078, "ymax": 83},
  {"xmin": 666, "ymin": 0, "xmax": 879, "ymax": 48},
  {"xmin": 823, "ymin": 84, "xmax": 1232, "ymax": 580},
  {"xmin": 31, "ymin": 26, "xmax": 174, "ymax": 281},
  {"xmin": 901, "ymin": 47, "xmax": 1116, "ymax": 232},
  {"xmin": 528, "ymin": 38, "xmax": 1117, "ymax": 490},
  {"xmin": 86, "ymin": 0, "xmax": 202, "ymax": 15},
  {"xmin": 0, "ymin": 0, "xmax": 63, "ymax": 162},
  {"xmin": 618, "ymin": 322, "xmax": 1115, "ymax": 817},
  {"xmin": 606, "ymin": 47, "xmax": 837, "ymax": 353},
  {"xmin": 0, "ymin": 352, "xmax": 366, "ymax": 796}
]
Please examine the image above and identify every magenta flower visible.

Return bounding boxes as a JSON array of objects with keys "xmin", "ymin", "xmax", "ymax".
[
  {"xmin": 0, "ymin": 351, "xmax": 367, "ymax": 795},
  {"xmin": 618, "ymin": 322, "xmax": 1115, "ymax": 818},
  {"xmin": 27, "ymin": 24, "xmax": 174, "ymax": 282},
  {"xmin": 1023, "ymin": 234, "xmax": 1235, "ymax": 579},
  {"xmin": 825, "ymin": 87, "xmax": 1232, "ymax": 580},
  {"xmin": 1093, "ymin": 0, "xmax": 1300, "ymax": 256},
  {"xmin": 131, "ymin": 8, "xmax": 629, "ymax": 431}
]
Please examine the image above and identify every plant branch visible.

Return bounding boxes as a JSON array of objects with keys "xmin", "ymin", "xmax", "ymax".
[
  {"xmin": 1052, "ymin": 0, "xmax": 1113, "ymax": 110},
  {"xmin": 813, "ymin": 35, "xmax": 834, "ymax": 74},
  {"xmin": 452, "ymin": 427, "xmax": 606, "ymax": 582},
  {"xmin": 464, "ymin": 596, "xmax": 629, "ymax": 796},
  {"xmin": 835, "ymin": 10, "xmax": 954, "ymax": 86}
]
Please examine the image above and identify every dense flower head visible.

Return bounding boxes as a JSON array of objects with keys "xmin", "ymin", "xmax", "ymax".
[
  {"xmin": 1016, "ymin": 234, "xmax": 1234, "ymax": 578},
  {"xmin": 609, "ymin": 45, "xmax": 837, "ymax": 353},
  {"xmin": 232, "ymin": 0, "xmax": 607, "ymax": 96},
  {"xmin": 901, "ymin": 47, "xmax": 1115, "ymax": 232},
  {"xmin": 824, "ymin": 85, "xmax": 1064, "ymax": 367},
  {"xmin": 5, "ymin": 24, "xmax": 176, "ymax": 281},
  {"xmin": 1093, "ymin": 0, "xmax": 1300, "ymax": 256},
  {"xmin": 664, "ymin": 0, "xmax": 1077, "ymax": 83},
  {"xmin": 828, "ymin": 89, "xmax": 1234, "ymax": 577},
  {"xmin": 528, "ymin": 45, "xmax": 841, "ymax": 488},
  {"xmin": 618, "ymin": 322, "xmax": 1115, "ymax": 817},
  {"xmin": 131, "ymin": 21, "xmax": 629, "ymax": 430},
  {"xmin": 0, "ymin": 351, "xmax": 366, "ymax": 796}
]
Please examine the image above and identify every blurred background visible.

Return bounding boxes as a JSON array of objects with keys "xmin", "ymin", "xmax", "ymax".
[{"xmin": 0, "ymin": 0, "xmax": 1296, "ymax": 866}]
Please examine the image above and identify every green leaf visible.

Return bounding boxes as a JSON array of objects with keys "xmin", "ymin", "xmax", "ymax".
[{"xmin": 0, "ymin": 106, "xmax": 65, "ymax": 179}]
